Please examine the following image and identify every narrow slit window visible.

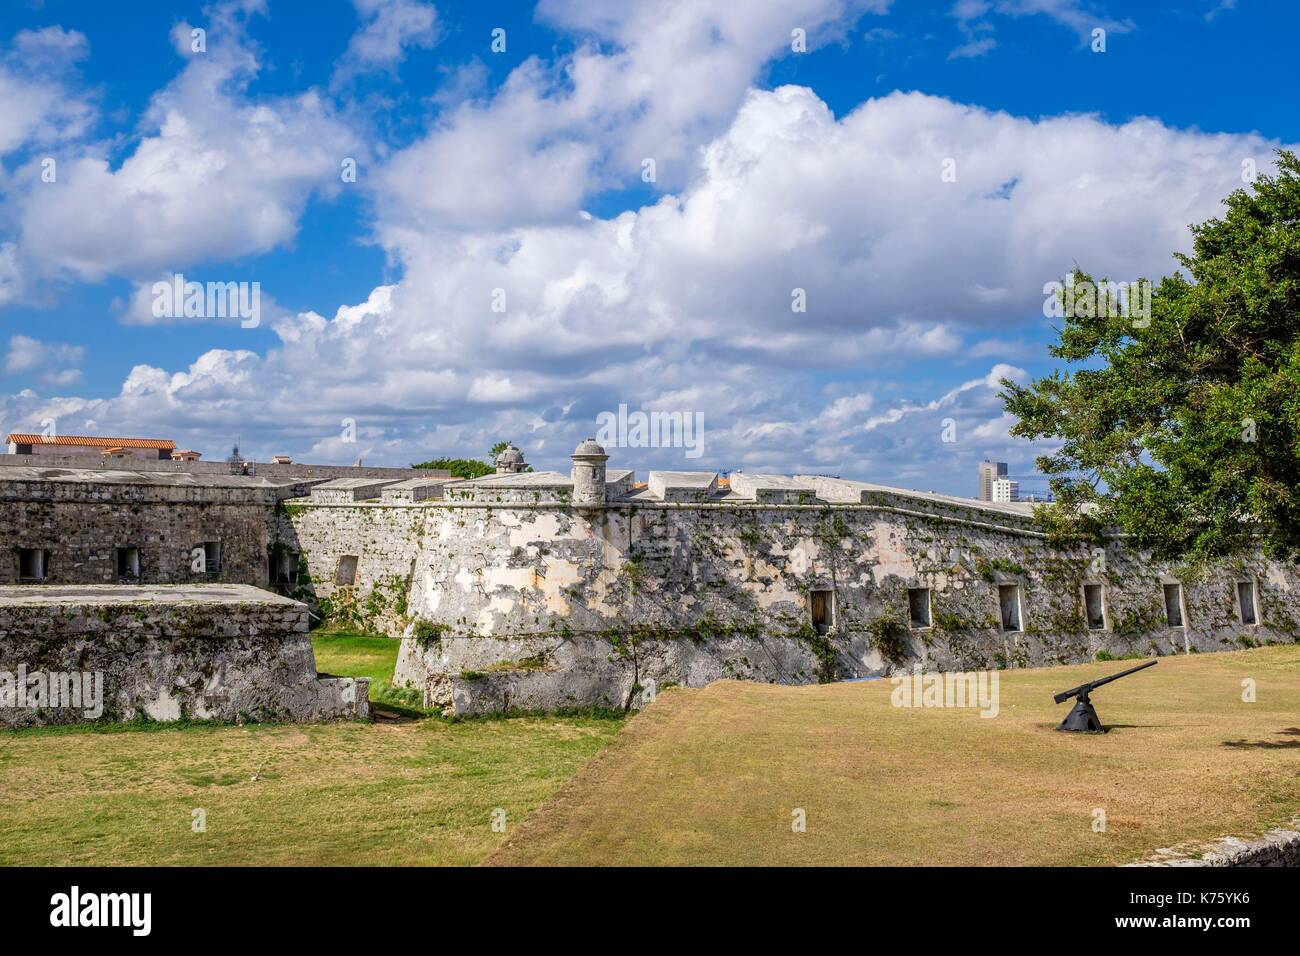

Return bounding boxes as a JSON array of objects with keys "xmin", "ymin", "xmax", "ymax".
[
  {"xmin": 1163, "ymin": 583, "xmax": 1184, "ymax": 627},
  {"xmin": 1237, "ymin": 581, "xmax": 1257, "ymax": 625},
  {"xmin": 809, "ymin": 589, "xmax": 833, "ymax": 635},
  {"xmin": 908, "ymin": 588, "xmax": 931, "ymax": 628},
  {"xmin": 1083, "ymin": 584, "xmax": 1105, "ymax": 630},
  {"xmin": 116, "ymin": 547, "xmax": 141, "ymax": 580},
  {"xmin": 336, "ymin": 555, "xmax": 359, "ymax": 587},
  {"xmin": 998, "ymin": 584, "xmax": 1021, "ymax": 632},
  {"xmin": 18, "ymin": 548, "xmax": 47, "ymax": 582}
]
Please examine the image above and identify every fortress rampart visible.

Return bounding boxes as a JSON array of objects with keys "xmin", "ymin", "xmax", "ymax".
[
  {"xmin": 2, "ymin": 447, "xmax": 1297, "ymax": 717},
  {"xmin": 0, "ymin": 584, "xmax": 367, "ymax": 726}
]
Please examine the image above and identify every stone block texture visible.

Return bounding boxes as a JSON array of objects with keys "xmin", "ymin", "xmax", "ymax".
[
  {"xmin": 4, "ymin": 463, "xmax": 1298, "ymax": 718},
  {"xmin": 0, "ymin": 585, "xmax": 367, "ymax": 726}
]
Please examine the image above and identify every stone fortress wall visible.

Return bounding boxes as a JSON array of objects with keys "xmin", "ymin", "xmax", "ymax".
[
  {"xmin": 269, "ymin": 445, "xmax": 1300, "ymax": 715},
  {"xmin": 0, "ymin": 584, "xmax": 367, "ymax": 726},
  {"xmin": 385, "ymin": 487, "xmax": 1299, "ymax": 714},
  {"xmin": 0, "ymin": 468, "xmax": 371, "ymax": 725},
  {"xmin": 2, "ymin": 446, "xmax": 1297, "ymax": 717},
  {"xmin": 0, "ymin": 468, "xmax": 316, "ymax": 587}
]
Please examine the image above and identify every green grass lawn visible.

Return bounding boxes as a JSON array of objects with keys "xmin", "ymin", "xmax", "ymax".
[
  {"xmin": 311, "ymin": 629, "xmax": 427, "ymax": 716},
  {"xmin": 6, "ymin": 636, "xmax": 1297, "ymax": 867},
  {"xmin": 0, "ymin": 630, "xmax": 624, "ymax": 866}
]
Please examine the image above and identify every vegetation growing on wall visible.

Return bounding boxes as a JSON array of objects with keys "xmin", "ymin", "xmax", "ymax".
[
  {"xmin": 975, "ymin": 556, "xmax": 1026, "ymax": 581},
  {"xmin": 1112, "ymin": 603, "xmax": 1167, "ymax": 638},
  {"xmin": 412, "ymin": 619, "xmax": 451, "ymax": 648},
  {"xmin": 865, "ymin": 615, "xmax": 909, "ymax": 664},
  {"xmin": 803, "ymin": 629, "xmax": 839, "ymax": 683}
]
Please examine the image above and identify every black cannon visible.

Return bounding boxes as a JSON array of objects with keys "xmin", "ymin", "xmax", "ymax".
[{"xmin": 1053, "ymin": 659, "xmax": 1157, "ymax": 732}]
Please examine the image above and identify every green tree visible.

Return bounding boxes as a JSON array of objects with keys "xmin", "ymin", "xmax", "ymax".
[
  {"xmin": 412, "ymin": 440, "xmax": 532, "ymax": 479},
  {"xmin": 1001, "ymin": 150, "xmax": 1300, "ymax": 561},
  {"xmin": 411, "ymin": 457, "xmax": 494, "ymax": 479}
]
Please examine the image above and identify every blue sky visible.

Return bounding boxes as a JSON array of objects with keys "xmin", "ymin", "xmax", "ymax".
[{"xmin": 0, "ymin": 0, "xmax": 1296, "ymax": 495}]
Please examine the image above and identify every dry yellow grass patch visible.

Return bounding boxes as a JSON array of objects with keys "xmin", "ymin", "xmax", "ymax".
[{"xmin": 491, "ymin": 646, "xmax": 1300, "ymax": 866}]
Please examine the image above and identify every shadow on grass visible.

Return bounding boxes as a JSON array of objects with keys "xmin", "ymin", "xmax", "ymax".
[
  {"xmin": 1221, "ymin": 739, "xmax": 1300, "ymax": 749},
  {"xmin": 370, "ymin": 703, "xmax": 424, "ymax": 723},
  {"xmin": 0, "ymin": 704, "xmax": 629, "ymax": 739},
  {"xmin": 1101, "ymin": 723, "xmax": 1175, "ymax": 730},
  {"xmin": 0, "ymin": 716, "xmax": 289, "ymax": 738},
  {"xmin": 1033, "ymin": 723, "xmax": 1172, "ymax": 733},
  {"xmin": 1219, "ymin": 726, "xmax": 1300, "ymax": 748}
]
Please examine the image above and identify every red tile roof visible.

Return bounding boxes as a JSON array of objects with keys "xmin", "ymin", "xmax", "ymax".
[{"xmin": 6, "ymin": 434, "xmax": 176, "ymax": 450}]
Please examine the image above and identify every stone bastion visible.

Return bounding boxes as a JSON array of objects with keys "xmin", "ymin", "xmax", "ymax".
[
  {"xmin": 0, "ymin": 584, "xmax": 367, "ymax": 726},
  {"xmin": 268, "ymin": 444, "xmax": 1300, "ymax": 717},
  {"xmin": 2, "ymin": 447, "xmax": 1298, "ymax": 720}
]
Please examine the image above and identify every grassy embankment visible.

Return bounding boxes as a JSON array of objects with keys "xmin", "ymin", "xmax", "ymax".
[
  {"xmin": 491, "ymin": 646, "xmax": 1300, "ymax": 866},
  {"xmin": 0, "ymin": 630, "xmax": 623, "ymax": 865}
]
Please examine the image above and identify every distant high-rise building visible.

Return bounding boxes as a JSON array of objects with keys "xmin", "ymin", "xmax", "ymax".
[
  {"xmin": 991, "ymin": 477, "xmax": 1019, "ymax": 503},
  {"xmin": 978, "ymin": 460, "xmax": 1008, "ymax": 501}
]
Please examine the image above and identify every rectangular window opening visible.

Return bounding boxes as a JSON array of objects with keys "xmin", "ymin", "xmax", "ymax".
[
  {"xmin": 809, "ymin": 589, "xmax": 833, "ymax": 635},
  {"xmin": 199, "ymin": 541, "xmax": 222, "ymax": 574},
  {"xmin": 270, "ymin": 550, "xmax": 299, "ymax": 586},
  {"xmin": 18, "ymin": 548, "xmax": 47, "ymax": 582},
  {"xmin": 908, "ymin": 587, "xmax": 932, "ymax": 628},
  {"xmin": 116, "ymin": 547, "xmax": 141, "ymax": 580},
  {"xmin": 1083, "ymin": 584, "xmax": 1106, "ymax": 630},
  {"xmin": 1163, "ymin": 583, "xmax": 1184, "ymax": 628},
  {"xmin": 335, "ymin": 554, "xmax": 359, "ymax": 587},
  {"xmin": 1237, "ymin": 581, "xmax": 1257, "ymax": 625},
  {"xmin": 998, "ymin": 584, "xmax": 1021, "ymax": 632}
]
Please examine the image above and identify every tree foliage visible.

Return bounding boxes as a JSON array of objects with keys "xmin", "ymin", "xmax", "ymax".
[
  {"xmin": 412, "ymin": 440, "xmax": 532, "ymax": 479},
  {"xmin": 412, "ymin": 457, "xmax": 494, "ymax": 479},
  {"xmin": 1001, "ymin": 150, "xmax": 1300, "ymax": 561}
]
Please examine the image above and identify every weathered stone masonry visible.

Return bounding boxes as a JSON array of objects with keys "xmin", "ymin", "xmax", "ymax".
[
  {"xmin": 269, "ymin": 447, "xmax": 1300, "ymax": 716},
  {"xmin": 271, "ymin": 499, "xmax": 428, "ymax": 635},
  {"xmin": 0, "ymin": 585, "xmax": 367, "ymax": 726},
  {"xmin": 0, "ymin": 469, "xmax": 367, "ymax": 724},
  {"xmin": 3, "ymin": 452, "xmax": 1297, "ymax": 719},
  {"xmin": 0, "ymin": 468, "xmax": 315, "ymax": 586}
]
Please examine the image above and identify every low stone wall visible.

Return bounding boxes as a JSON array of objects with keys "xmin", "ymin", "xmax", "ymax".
[
  {"xmin": 0, "ymin": 585, "xmax": 367, "ymax": 726},
  {"xmin": 1129, "ymin": 820, "xmax": 1300, "ymax": 866}
]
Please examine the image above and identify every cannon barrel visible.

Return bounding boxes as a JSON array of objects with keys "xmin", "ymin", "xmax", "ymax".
[{"xmin": 1053, "ymin": 659, "xmax": 1157, "ymax": 704}]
